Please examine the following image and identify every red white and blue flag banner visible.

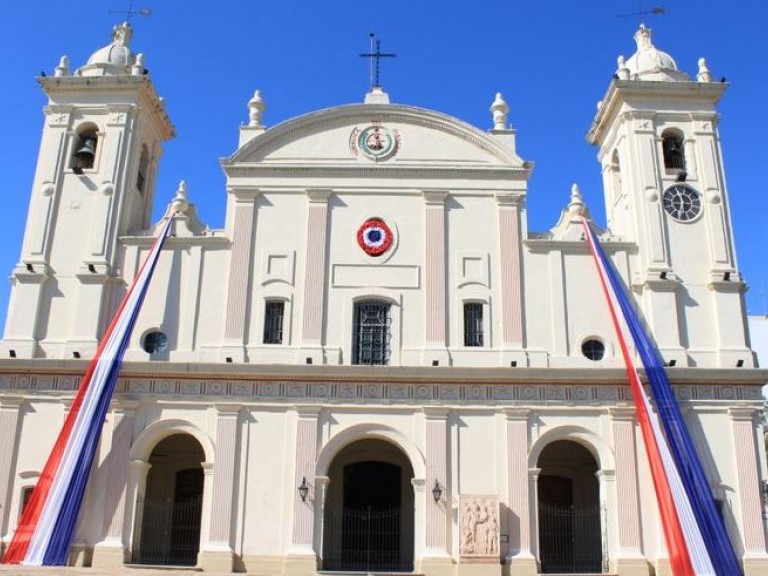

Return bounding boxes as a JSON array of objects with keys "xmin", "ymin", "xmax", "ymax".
[
  {"xmin": 2, "ymin": 216, "xmax": 174, "ymax": 566},
  {"xmin": 580, "ymin": 216, "xmax": 741, "ymax": 576}
]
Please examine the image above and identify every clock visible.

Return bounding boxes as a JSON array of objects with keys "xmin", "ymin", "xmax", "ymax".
[{"xmin": 662, "ymin": 184, "xmax": 701, "ymax": 222}]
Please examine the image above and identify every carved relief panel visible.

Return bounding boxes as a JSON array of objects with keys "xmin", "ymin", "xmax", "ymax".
[{"xmin": 459, "ymin": 495, "xmax": 500, "ymax": 560}]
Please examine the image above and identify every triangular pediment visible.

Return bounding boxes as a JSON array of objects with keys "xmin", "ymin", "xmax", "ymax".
[{"xmin": 224, "ymin": 104, "xmax": 524, "ymax": 170}]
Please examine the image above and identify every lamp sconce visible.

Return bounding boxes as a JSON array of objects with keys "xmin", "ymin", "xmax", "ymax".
[
  {"xmin": 298, "ymin": 476, "xmax": 309, "ymax": 502},
  {"xmin": 432, "ymin": 479, "xmax": 443, "ymax": 503}
]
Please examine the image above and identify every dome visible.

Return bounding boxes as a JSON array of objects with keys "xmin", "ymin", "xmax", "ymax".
[
  {"xmin": 78, "ymin": 22, "xmax": 136, "ymax": 76},
  {"xmin": 624, "ymin": 25, "xmax": 689, "ymax": 82}
]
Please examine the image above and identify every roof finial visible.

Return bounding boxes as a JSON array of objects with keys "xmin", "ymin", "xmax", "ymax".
[
  {"xmin": 568, "ymin": 183, "xmax": 586, "ymax": 216},
  {"xmin": 360, "ymin": 33, "xmax": 396, "ymax": 90},
  {"xmin": 490, "ymin": 93, "xmax": 509, "ymax": 130},
  {"xmin": 697, "ymin": 57, "xmax": 712, "ymax": 83},
  {"xmin": 170, "ymin": 180, "xmax": 189, "ymax": 214},
  {"xmin": 55, "ymin": 56, "xmax": 70, "ymax": 77},
  {"xmin": 248, "ymin": 90, "xmax": 266, "ymax": 127}
]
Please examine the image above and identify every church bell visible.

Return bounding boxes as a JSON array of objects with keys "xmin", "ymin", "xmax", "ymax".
[{"xmin": 75, "ymin": 137, "xmax": 96, "ymax": 161}]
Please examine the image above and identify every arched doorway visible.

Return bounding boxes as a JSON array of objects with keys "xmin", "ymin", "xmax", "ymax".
[
  {"xmin": 132, "ymin": 433, "xmax": 205, "ymax": 566},
  {"xmin": 537, "ymin": 440, "xmax": 604, "ymax": 573},
  {"xmin": 323, "ymin": 439, "xmax": 414, "ymax": 572}
]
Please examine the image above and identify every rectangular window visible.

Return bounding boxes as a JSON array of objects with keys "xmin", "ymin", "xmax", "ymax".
[
  {"xmin": 263, "ymin": 301, "xmax": 284, "ymax": 344},
  {"xmin": 352, "ymin": 301, "xmax": 391, "ymax": 365},
  {"xmin": 464, "ymin": 303, "xmax": 484, "ymax": 347}
]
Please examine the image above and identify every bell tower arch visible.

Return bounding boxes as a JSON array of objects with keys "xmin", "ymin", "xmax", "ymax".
[
  {"xmin": 0, "ymin": 22, "xmax": 174, "ymax": 360},
  {"xmin": 587, "ymin": 25, "xmax": 753, "ymax": 368}
]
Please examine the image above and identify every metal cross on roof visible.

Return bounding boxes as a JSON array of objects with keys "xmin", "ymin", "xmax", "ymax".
[
  {"xmin": 360, "ymin": 33, "xmax": 396, "ymax": 89},
  {"xmin": 109, "ymin": 0, "xmax": 152, "ymax": 22}
]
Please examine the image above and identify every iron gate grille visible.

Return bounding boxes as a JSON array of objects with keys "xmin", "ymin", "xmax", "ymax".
[
  {"xmin": 324, "ymin": 505, "xmax": 413, "ymax": 572},
  {"xmin": 539, "ymin": 502, "xmax": 606, "ymax": 574},
  {"xmin": 352, "ymin": 302, "xmax": 391, "ymax": 365},
  {"xmin": 132, "ymin": 494, "xmax": 202, "ymax": 566}
]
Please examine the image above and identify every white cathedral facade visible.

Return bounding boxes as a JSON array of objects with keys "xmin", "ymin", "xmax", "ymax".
[{"xmin": 0, "ymin": 21, "xmax": 766, "ymax": 576}]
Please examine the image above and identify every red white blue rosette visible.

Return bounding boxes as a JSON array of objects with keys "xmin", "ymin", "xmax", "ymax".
[{"xmin": 357, "ymin": 218, "xmax": 393, "ymax": 256}]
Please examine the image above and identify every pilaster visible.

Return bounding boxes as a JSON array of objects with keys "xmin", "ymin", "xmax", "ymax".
[
  {"xmin": 199, "ymin": 405, "xmax": 242, "ymax": 572},
  {"xmin": 299, "ymin": 189, "xmax": 332, "ymax": 365},
  {"xmin": 289, "ymin": 406, "xmax": 321, "ymax": 559},
  {"xmin": 92, "ymin": 401, "xmax": 139, "ymax": 568},
  {"xmin": 424, "ymin": 408, "xmax": 450, "ymax": 559},
  {"xmin": 728, "ymin": 408, "xmax": 768, "ymax": 563},
  {"xmin": 423, "ymin": 190, "xmax": 449, "ymax": 364},
  {"xmin": 609, "ymin": 406, "xmax": 647, "ymax": 575},
  {"xmin": 222, "ymin": 197, "xmax": 258, "ymax": 362},
  {"xmin": 495, "ymin": 194, "xmax": 525, "ymax": 363},
  {"xmin": 0, "ymin": 397, "xmax": 25, "ymax": 554},
  {"xmin": 503, "ymin": 408, "xmax": 536, "ymax": 575}
]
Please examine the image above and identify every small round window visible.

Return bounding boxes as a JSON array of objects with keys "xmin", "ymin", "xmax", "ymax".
[
  {"xmin": 142, "ymin": 330, "xmax": 168, "ymax": 354},
  {"xmin": 581, "ymin": 338, "xmax": 605, "ymax": 361}
]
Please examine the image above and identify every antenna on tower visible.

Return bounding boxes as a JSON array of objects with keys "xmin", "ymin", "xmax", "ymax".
[{"xmin": 109, "ymin": 0, "xmax": 152, "ymax": 22}]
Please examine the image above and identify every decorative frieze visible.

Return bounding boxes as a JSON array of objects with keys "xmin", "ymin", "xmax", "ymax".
[{"xmin": 0, "ymin": 374, "xmax": 762, "ymax": 408}]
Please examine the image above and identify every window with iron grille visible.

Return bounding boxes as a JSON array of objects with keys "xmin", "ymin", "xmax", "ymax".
[
  {"xmin": 352, "ymin": 301, "xmax": 391, "ymax": 365},
  {"xmin": 263, "ymin": 301, "xmax": 285, "ymax": 344},
  {"xmin": 463, "ymin": 302, "xmax": 484, "ymax": 347}
]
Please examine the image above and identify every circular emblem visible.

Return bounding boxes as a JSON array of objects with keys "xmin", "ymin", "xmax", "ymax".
[
  {"xmin": 352, "ymin": 125, "xmax": 399, "ymax": 160},
  {"xmin": 357, "ymin": 218, "xmax": 394, "ymax": 256},
  {"xmin": 662, "ymin": 184, "xmax": 701, "ymax": 222}
]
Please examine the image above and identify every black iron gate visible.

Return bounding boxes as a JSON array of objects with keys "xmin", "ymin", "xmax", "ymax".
[
  {"xmin": 324, "ymin": 505, "xmax": 413, "ymax": 572},
  {"xmin": 539, "ymin": 502, "xmax": 606, "ymax": 573},
  {"xmin": 132, "ymin": 493, "xmax": 202, "ymax": 566}
]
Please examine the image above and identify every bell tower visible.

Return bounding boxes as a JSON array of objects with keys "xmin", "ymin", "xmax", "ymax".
[
  {"xmin": 587, "ymin": 25, "xmax": 753, "ymax": 368},
  {"xmin": 0, "ymin": 22, "xmax": 174, "ymax": 360}
]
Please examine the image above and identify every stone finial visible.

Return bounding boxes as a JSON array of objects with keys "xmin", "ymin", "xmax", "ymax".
[
  {"xmin": 248, "ymin": 90, "xmax": 266, "ymax": 127},
  {"xmin": 490, "ymin": 93, "xmax": 509, "ymax": 130},
  {"xmin": 616, "ymin": 55, "xmax": 630, "ymax": 80},
  {"xmin": 170, "ymin": 180, "xmax": 189, "ymax": 214},
  {"xmin": 132, "ymin": 53, "xmax": 145, "ymax": 76},
  {"xmin": 54, "ymin": 56, "xmax": 70, "ymax": 77},
  {"xmin": 568, "ymin": 183, "xmax": 586, "ymax": 216},
  {"xmin": 697, "ymin": 57, "xmax": 712, "ymax": 83}
]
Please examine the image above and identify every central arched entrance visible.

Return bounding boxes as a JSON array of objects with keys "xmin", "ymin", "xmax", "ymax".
[
  {"xmin": 537, "ymin": 440, "xmax": 604, "ymax": 573},
  {"xmin": 323, "ymin": 439, "xmax": 415, "ymax": 572},
  {"xmin": 132, "ymin": 433, "xmax": 204, "ymax": 566}
]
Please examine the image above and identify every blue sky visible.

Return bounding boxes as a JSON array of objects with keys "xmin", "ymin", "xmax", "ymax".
[{"xmin": 0, "ymin": 1, "xmax": 766, "ymax": 332}]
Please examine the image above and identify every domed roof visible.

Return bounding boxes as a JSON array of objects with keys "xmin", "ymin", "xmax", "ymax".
[
  {"xmin": 78, "ymin": 22, "xmax": 136, "ymax": 76},
  {"xmin": 624, "ymin": 25, "xmax": 689, "ymax": 81}
]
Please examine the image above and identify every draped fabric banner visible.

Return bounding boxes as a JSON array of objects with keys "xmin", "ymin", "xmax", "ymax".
[
  {"xmin": 580, "ymin": 216, "xmax": 741, "ymax": 576},
  {"xmin": 2, "ymin": 216, "xmax": 174, "ymax": 566}
]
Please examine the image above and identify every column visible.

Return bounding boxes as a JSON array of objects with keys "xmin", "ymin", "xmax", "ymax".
[
  {"xmin": 199, "ymin": 405, "xmax": 242, "ymax": 572},
  {"xmin": 288, "ymin": 406, "xmax": 321, "ymax": 572},
  {"xmin": 610, "ymin": 407, "xmax": 648, "ymax": 574},
  {"xmin": 729, "ymin": 407, "xmax": 768, "ymax": 575},
  {"xmin": 223, "ymin": 196, "xmax": 258, "ymax": 361},
  {"xmin": 412, "ymin": 478, "xmax": 427, "ymax": 564},
  {"xmin": 92, "ymin": 401, "xmax": 138, "ymax": 567},
  {"xmin": 423, "ymin": 190, "xmax": 449, "ymax": 364},
  {"xmin": 423, "ymin": 408, "xmax": 450, "ymax": 560},
  {"xmin": 300, "ymin": 189, "xmax": 331, "ymax": 364},
  {"xmin": 0, "ymin": 397, "xmax": 24, "ymax": 551},
  {"xmin": 495, "ymin": 194, "xmax": 525, "ymax": 353},
  {"xmin": 504, "ymin": 408, "xmax": 536, "ymax": 575},
  {"xmin": 125, "ymin": 459, "xmax": 151, "ymax": 561}
]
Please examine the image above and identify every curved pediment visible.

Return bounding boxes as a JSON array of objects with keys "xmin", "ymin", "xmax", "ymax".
[{"xmin": 223, "ymin": 104, "xmax": 525, "ymax": 170}]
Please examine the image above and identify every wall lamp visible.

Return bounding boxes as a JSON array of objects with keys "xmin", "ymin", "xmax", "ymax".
[
  {"xmin": 432, "ymin": 479, "xmax": 443, "ymax": 503},
  {"xmin": 298, "ymin": 477, "xmax": 309, "ymax": 502}
]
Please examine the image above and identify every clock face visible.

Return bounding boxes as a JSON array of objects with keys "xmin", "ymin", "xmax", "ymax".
[{"xmin": 662, "ymin": 184, "xmax": 701, "ymax": 222}]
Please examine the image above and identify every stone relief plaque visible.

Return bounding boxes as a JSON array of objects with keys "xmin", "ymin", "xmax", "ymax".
[{"xmin": 459, "ymin": 495, "xmax": 500, "ymax": 561}]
